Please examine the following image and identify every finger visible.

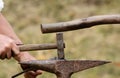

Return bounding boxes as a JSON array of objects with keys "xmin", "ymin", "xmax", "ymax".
[
  {"xmin": 11, "ymin": 43, "xmax": 20, "ymax": 55},
  {"xmin": 26, "ymin": 71, "xmax": 36, "ymax": 75},
  {"xmin": 24, "ymin": 71, "xmax": 36, "ymax": 78},
  {"xmin": 4, "ymin": 44, "xmax": 12, "ymax": 59},
  {"xmin": 35, "ymin": 70, "xmax": 43, "ymax": 75},
  {"xmin": 1, "ymin": 50, "xmax": 6, "ymax": 60},
  {"xmin": 0, "ymin": 48, "xmax": 4, "ymax": 59},
  {"xmin": 6, "ymin": 49, "xmax": 12, "ymax": 59},
  {"xmin": 24, "ymin": 74, "xmax": 34, "ymax": 78},
  {"xmin": 0, "ymin": 46, "xmax": 8, "ymax": 59}
]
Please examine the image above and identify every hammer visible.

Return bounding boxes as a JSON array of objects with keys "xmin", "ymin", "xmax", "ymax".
[{"xmin": 14, "ymin": 33, "xmax": 65, "ymax": 53}]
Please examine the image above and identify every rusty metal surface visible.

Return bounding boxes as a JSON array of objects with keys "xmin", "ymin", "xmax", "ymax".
[
  {"xmin": 20, "ymin": 60, "xmax": 110, "ymax": 78},
  {"xmin": 56, "ymin": 33, "xmax": 65, "ymax": 59},
  {"xmin": 41, "ymin": 15, "xmax": 120, "ymax": 33}
]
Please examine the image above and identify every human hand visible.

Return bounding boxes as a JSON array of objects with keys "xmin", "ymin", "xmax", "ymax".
[
  {"xmin": 14, "ymin": 52, "xmax": 42, "ymax": 78},
  {"xmin": 0, "ymin": 34, "xmax": 42, "ymax": 77},
  {"xmin": 0, "ymin": 34, "xmax": 19, "ymax": 59}
]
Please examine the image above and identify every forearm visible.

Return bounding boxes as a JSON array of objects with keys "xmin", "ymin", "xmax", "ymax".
[{"xmin": 0, "ymin": 13, "xmax": 22, "ymax": 44}]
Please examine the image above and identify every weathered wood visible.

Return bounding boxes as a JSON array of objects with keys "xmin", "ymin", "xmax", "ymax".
[
  {"xmin": 41, "ymin": 15, "xmax": 120, "ymax": 33},
  {"xmin": 19, "ymin": 43, "xmax": 58, "ymax": 51}
]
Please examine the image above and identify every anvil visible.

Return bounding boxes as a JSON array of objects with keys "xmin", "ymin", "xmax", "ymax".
[{"xmin": 20, "ymin": 60, "xmax": 110, "ymax": 78}]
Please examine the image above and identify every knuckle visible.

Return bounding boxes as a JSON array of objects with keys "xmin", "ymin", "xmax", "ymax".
[
  {"xmin": 5, "ymin": 44, "xmax": 11, "ymax": 49},
  {"xmin": 6, "ymin": 41, "xmax": 16, "ymax": 49},
  {"xmin": 0, "ymin": 48, "xmax": 6, "ymax": 53},
  {"xmin": 9, "ymin": 40, "xmax": 14, "ymax": 45},
  {"xmin": 3, "ymin": 45, "xmax": 12, "ymax": 52},
  {"xmin": 9, "ymin": 41, "xmax": 17, "ymax": 48}
]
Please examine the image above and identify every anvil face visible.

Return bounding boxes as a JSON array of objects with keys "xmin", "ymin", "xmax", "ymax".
[{"xmin": 20, "ymin": 60, "xmax": 110, "ymax": 78}]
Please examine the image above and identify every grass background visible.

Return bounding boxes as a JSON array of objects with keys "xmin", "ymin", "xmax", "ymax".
[{"xmin": 0, "ymin": 0, "xmax": 120, "ymax": 78}]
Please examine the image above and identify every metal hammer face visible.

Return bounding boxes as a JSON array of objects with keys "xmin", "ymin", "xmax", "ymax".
[
  {"xmin": 20, "ymin": 60, "xmax": 110, "ymax": 78},
  {"xmin": 56, "ymin": 33, "xmax": 65, "ymax": 59}
]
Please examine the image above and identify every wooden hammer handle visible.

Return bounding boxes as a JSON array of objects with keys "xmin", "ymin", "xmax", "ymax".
[{"xmin": 18, "ymin": 43, "xmax": 59, "ymax": 52}]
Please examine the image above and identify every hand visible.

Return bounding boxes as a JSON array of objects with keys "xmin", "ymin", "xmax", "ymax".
[
  {"xmin": 14, "ymin": 52, "xmax": 42, "ymax": 78},
  {"xmin": 0, "ymin": 34, "xmax": 19, "ymax": 59}
]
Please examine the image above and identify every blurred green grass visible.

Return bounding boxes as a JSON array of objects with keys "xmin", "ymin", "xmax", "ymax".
[{"xmin": 0, "ymin": 0, "xmax": 120, "ymax": 78}]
